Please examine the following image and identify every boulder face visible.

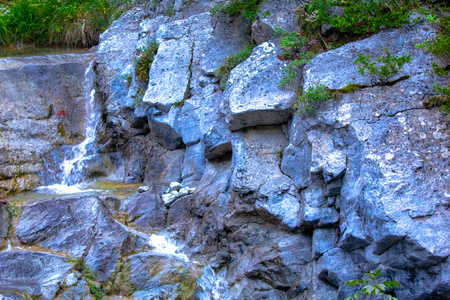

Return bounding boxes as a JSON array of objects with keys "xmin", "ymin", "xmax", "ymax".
[
  {"xmin": 0, "ymin": 53, "xmax": 93, "ymax": 196},
  {"xmin": 2, "ymin": 1, "xmax": 450, "ymax": 300},
  {"xmin": 0, "ymin": 251, "xmax": 73, "ymax": 300}
]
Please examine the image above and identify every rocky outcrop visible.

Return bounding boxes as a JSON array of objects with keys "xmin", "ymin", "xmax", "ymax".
[
  {"xmin": 2, "ymin": 1, "xmax": 450, "ymax": 300},
  {"xmin": 0, "ymin": 53, "xmax": 93, "ymax": 196}
]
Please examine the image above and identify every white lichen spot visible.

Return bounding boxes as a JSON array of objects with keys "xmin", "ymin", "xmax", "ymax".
[
  {"xmin": 385, "ymin": 153, "xmax": 395, "ymax": 160},
  {"xmin": 375, "ymin": 113, "xmax": 380, "ymax": 117},
  {"xmin": 419, "ymin": 132, "xmax": 427, "ymax": 139},
  {"xmin": 441, "ymin": 147, "xmax": 450, "ymax": 159},
  {"xmin": 433, "ymin": 131, "xmax": 444, "ymax": 139},
  {"xmin": 260, "ymin": 55, "xmax": 266, "ymax": 59},
  {"xmin": 398, "ymin": 116, "xmax": 406, "ymax": 123},
  {"xmin": 262, "ymin": 42, "xmax": 275, "ymax": 52}
]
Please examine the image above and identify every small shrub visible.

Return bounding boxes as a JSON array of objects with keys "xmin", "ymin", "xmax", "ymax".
[
  {"xmin": 279, "ymin": 31, "xmax": 307, "ymax": 57},
  {"xmin": 353, "ymin": 47, "xmax": 412, "ymax": 83},
  {"xmin": 344, "ymin": 269, "xmax": 400, "ymax": 300},
  {"xmin": 280, "ymin": 52, "xmax": 314, "ymax": 86},
  {"xmin": 294, "ymin": 82, "xmax": 332, "ymax": 114},
  {"xmin": 303, "ymin": 0, "xmax": 412, "ymax": 36},
  {"xmin": 416, "ymin": 13, "xmax": 450, "ymax": 113},
  {"xmin": 209, "ymin": 0, "xmax": 265, "ymax": 21},
  {"xmin": 134, "ymin": 41, "xmax": 159, "ymax": 82},
  {"xmin": 215, "ymin": 43, "xmax": 256, "ymax": 90}
]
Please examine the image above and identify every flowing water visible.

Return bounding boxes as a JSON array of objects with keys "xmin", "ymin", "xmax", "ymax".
[{"xmin": 37, "ymin": 61, "xmax": 101, "ymax": 194}]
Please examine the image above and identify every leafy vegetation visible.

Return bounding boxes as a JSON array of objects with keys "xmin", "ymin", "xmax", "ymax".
[
  {"xmin": 134, "ymin": 41, "xmax": 159, "ymax": 82},
  {"xmin": 293, "ymin": 83, "xmax": 332, "ymax": 114},
  {"xmin": 353, "ymin": 47, "xmax": 412, "ymax": 84},
  {"xmin": 302, "ymin": 0, "xmax": 412, "ymax": 36},
  {"xmin": 215, "ymin": 43, "xmax": 256, "ymax": 90},
  {"xmin": 345, "ymin": 269, "xmax": 400, "ymax": 300},
  {"xmin": 209, "ymin": 0, "xmax": 265, "ymax": 21},
  {"xmin": 416, "ymin": 11, "xmax": 450, "ymax": 112},
  {"xmin": 0, "ymin": 0, "xmax": 130, "ymax": 47}
]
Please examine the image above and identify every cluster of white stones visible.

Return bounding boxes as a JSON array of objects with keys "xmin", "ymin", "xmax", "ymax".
[{"xmin": 161, "ymin": 182, "xmax": 195, "ymax": 207}]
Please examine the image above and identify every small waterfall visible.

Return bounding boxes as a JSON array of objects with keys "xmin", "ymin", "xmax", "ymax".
[
  {"xmin": 197, "ymin": 265, "xmax": 228, "ymax": 300},
  {"xmin": 38, "ymin": 62, "xmax": 100, "ymax": 194}
]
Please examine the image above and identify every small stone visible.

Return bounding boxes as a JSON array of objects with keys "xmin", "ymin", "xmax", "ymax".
[
  {"xmin": 64, "ymin": 272, "xmax": 78, "ymax": 287},
  {"xmin": 187, "ymin": 187, "xmax": 196, "ymax": 194},
  {"xmin": 138, "ymin": 186, "xmax": 150, "ymax": 193},
  {"xmin": 178, "ymin": 187, "xmax": 189, "ymax": 197},
  {"xmin": 170, "ymin": 190, "xmax": 179, "ymax": 196},
  {"xmin": 162, "ymin": 193, "xmax": 178, "ymax": 207},
  {"xmin": 169, "ymin": 182, "xmax": 183, "ymax": 191}
]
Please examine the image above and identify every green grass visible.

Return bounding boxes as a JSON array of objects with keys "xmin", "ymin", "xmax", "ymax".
[{"xmin": 0, "ymin": 0, "xmax": 130, "ymax": 47}]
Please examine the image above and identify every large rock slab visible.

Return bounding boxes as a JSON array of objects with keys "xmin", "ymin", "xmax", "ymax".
[
  {"xmin": 230, "ymin": 125, "xmax": 301, "ymax": 230},
  {"xmin": 224, "ymin": 41, "xmax": 298, "ymax": 131},
  {"xmin": 16, "ymin": 196, "xmax": 143, "ymax": 282},
  {"xmin": 0, "ymin": 251, "xmax": 72, "ymax": 300},
  {"xmin": 143, "ymin": 13, "xmax": 212, "ymax": 111}
]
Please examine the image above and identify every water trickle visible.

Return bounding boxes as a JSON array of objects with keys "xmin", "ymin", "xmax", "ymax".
[
  {"xmin": 197, "ymin": 265, "xmax": 228, "ymax": 300},
  {"xmin": 38, "ymin": 62, "xmax": 100, "ymax": 194}
]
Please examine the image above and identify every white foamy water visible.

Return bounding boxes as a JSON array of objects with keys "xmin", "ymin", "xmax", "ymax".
[
  {"xmin": 35, "ymin": 183, "xmax": 93, "ymax": 194},
  {"xmin": 148, "ymin": 234, "xmax": 189, "ymax": 262}
]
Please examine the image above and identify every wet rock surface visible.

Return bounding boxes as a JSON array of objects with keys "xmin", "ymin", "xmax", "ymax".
[
  {"xmin": 2, "ymin": 2, "xmax": 450, "ymax": 300},
  {"xmin": 0, "ymin": 53, "xmax": 93, "ymax": 196}
]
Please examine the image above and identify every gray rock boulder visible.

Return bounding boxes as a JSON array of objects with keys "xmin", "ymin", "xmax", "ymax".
[
  {"xmin": 121, "ymin": 192, "xmax": 168, "ymax": 231},
  {"xmin": 16, "ymin": 196, "xmax": 144, "ymax": 282},
  {"xmin": 224, "ymin": 41, "xmax": 298, "ymax": 131},
  {"xmin": 0, "ymin": 251, "xmax": 72, "ymax": 300}
]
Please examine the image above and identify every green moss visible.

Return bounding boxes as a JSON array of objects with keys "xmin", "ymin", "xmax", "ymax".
[
  {"xmin": 215, "ymin": 43, "xmax": 256, "ymax": 90},
  {"xmin": 339, "ymin": 82, "xmax": 365, "ymax": 93},
  {"xmin": 109, "ymin": 260, "xmax": 134, "ymax": 296}
]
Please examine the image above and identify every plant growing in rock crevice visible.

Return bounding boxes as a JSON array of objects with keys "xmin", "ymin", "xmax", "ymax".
[
  {"xmin": 215, "ymin": 43, "xmax": 256, "ymax": 90},
  {"xmin": 344, "ymin": 269, "xmax": 400, "ymax": 300},
  {"xmin": 209, "ymin": 0, "xmax": 266, "ymax": 21},
  {"xmin": 134, "ymin": 41, "xmax": 159, "ymax": 83},
  {"xmin": 293, "ymin": 82, "xmax": 332, "ymax": 114},
  {"xmin": 353, "ymin": 47, "xmax": 412, "ymax": 84},
  {"xmin": 416, "ymin": 11, "xmax": 450, "ymax": 112}
]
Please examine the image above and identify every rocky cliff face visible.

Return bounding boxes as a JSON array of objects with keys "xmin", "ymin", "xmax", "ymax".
[
  {"xmin": 0, "ymin": 53, "xmax": 93, "ymax": 196},
  {"xmin": 1, "ymin": 0, "xmax": 449, "ymax": 299}
]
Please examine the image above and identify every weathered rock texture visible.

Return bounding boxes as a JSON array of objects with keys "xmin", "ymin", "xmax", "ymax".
[
  {"xmin": 2, "ymin": 0, "xmax": 450, "ymax": 299},
  {"xmin": 0, "ymin": 53, "xmax": 93, "ymax": 196}
]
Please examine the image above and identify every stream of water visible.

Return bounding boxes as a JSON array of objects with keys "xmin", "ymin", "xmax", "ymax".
[{"xmin": 37, "ymin": 61, "xmax": 101, "ymax": 194}]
